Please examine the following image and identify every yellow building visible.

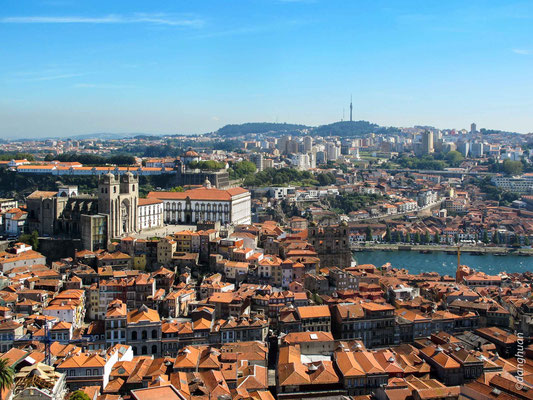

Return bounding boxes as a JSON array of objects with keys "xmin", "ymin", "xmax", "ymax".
[
  {"xmin": 134, "ymin": 254, "xmax": 147, "ymax": 270},
  {"xmin": 157, "ymin": 237, "xmax": 177, "ymax": 266},
  {"xmin": 175, "ymin": 230, "xmax": 193, "ymax": 252}
]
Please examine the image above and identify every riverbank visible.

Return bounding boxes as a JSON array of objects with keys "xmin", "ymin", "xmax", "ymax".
[{"xmin": 351, "ymin": 243, "xmax": 533, "ymax": 256}]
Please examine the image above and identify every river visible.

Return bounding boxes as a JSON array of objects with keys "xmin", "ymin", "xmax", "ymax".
[{"xmin": 354, "ymin": 250, "xmax": 532, "ymax": 276}]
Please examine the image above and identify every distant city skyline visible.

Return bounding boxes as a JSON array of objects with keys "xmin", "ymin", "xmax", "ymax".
[{"xmin": 1, "ymin": 0, "xmax": 532, "ymax": 138}]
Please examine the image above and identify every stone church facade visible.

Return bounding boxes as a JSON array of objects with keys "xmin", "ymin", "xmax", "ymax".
[
  {"xmin": 98, "ymin": 172, "xmax": 139, "ymax": 239},
  {"xmin": 25, "ymin": 173, "xmax": 154, "ymax": 251}
]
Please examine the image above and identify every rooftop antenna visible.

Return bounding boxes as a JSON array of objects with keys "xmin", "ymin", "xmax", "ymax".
[
  {"xmin": 350, "ymin": 94, "xmax": 353, "ymax": 122},
  {"xmin": 342, "ymin": 108, "xmax": 345, "ymax": 122}
]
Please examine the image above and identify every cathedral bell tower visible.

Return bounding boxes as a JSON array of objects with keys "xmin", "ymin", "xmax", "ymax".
[{"xmin": 98, "ymin": 172, "xmax": 139, "ymax": 239}]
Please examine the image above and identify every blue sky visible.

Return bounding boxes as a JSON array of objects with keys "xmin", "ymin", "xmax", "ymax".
[{"xmin": 1, "ymin": 0, "xmax": 532, "ymax": 138}]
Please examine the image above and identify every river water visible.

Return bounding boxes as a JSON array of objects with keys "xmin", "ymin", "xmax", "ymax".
[{"xmin": 354, "ymin": 250, "xmax": 532, "ymax": 276}]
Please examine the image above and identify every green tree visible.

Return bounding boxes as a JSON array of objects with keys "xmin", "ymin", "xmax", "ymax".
[
  {"xmin": 317, "ymin": 172, "xmax": 336, "ymax": 186},
  {"xmin": 229, "ymin": 160, "xmax": 256, "ymax": 179},
  {"xmin": 169, "ymin": 186, "xmax": 185, "ymax": 192},
  {"xmin": 414, "ymin": 232, "xmax": 421, "ymax": 244},
  {"xmin": 69, "ymin": 390, "xmax": 91, "ymax": 400},
  {"xmin": 392, "ymin": 230, "xmax": 400, "ymax": 243},
  {"xmin": 0, "ymin": 152, "xmax": 35, "ymax": 162},
  {"xmin": 454, "ymin": 233, "xmax": 459, "ymax": 244},
  {"xmin": 365, "ymin": 227, "xmax": 373, "ymax": 242},
  {"xmin": 434, "ymin": 232, "xmax": 440, "ymax": 244},
  {"xmin": 424, "ymin": 231, "xmax": 431, "ymax": 244},
  {"xmin": 492, "ymin": 232, "xmax": 500, "ymax": 245},
  {"xmin": 405, "ymin": 232, "xmax": 411, "ymax": 243},
  {"xmin": 445, "ymin": 151, "xmax": 464, "ymax": 166},
  {"xmin": 19, "ymin": 230, "xmax": 39, "ymax": 250},
  {"xmin": 385, "ymin": 226, "xmax": 392, "ymax": 243},
  {"xmin": 525, "ymin": 236, "xmax": 531, "ymax": 246},
  {"xmin": 0, "ymin": 358, "xmax": 14, "ymax": 400},
  {"xmin": 502, "ymin": 159, "xmax": 523, "ymax": 176},
  {"xmin": 482, "ymin": 231, "xmax": 489, "ymax": 244}
]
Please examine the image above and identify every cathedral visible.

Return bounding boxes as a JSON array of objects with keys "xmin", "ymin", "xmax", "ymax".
[
  {"xmin": 97, "ymin": 172, "xmax": 139, "ymax": 238},
  {"xmin": 26, "ymin": 173, "xmax": 157, "ymax": 251}
]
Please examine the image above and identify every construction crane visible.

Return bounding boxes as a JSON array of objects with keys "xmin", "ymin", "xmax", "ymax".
[{"xmin": 8, "ymin": 322, "xmax": 53, "ymax": 365}]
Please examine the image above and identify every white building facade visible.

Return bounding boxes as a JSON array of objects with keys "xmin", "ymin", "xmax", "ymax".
[
  {"xmin": 147, "ymin": 182, "xmax": 251, "ymax": 225},
  {"xmin": 137, "ymin": 198, "xmax": 164, "ymax": 231}
]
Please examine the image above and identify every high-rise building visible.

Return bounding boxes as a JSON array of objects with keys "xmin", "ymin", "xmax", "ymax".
[
  {"xmin": 470, "ymin": 123, "xmax": 477, "ymax": 134},
  {"xmin": 326, "ymin": 142, "xmax": 340, "ymax": 161},
  {"xmin": 471, "ymin": 142, "xmax": 484, "ymax": 158},
  {"xmin": 421, "ymin": 131, "xmax": 434, "ymax": 154},
  {"xmin": 277, "ymin": 136, "xmax": 290, "ymax": 153},
  {"xmin": 303, "ymin": 136, "xmax": 313, "ymax": 153},
  {"xmin": 350, "ymin": 96, "xmax": 353, "ymax": 122},
  {"xmin": 286, "ymin": 139, "xmax": 299, "ymax": 155},
  {"xmin": 457, "ymin": 141, "xmax": 470, "ymax": 157},
  {"xmin": 316, "ymin": 151, "xmax": 327, "ymax": 165},
  {"xmin": 292, "ymin": 153, "xmax": 311, "ymax": 171},
  {"xmin": 250, "ymin": 153, "xmax": 264, "ymax": 172}
]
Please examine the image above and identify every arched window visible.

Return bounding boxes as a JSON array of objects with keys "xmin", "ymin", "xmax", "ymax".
[
  {"xmin": 142, "ymin": 330, "xmax": 147, "ymax": 340},
  {"xmin": 151, "ymin": 329, "xmax": 157, "ymax": 339},
  {"xmin": 131, "ymin": 331, "xmax": 137, "ymax": 340},
  {"xmin": 142, "ymin": 346, "xmax": 147, "ymax": 355},
  {"xmin": 133, "ymin": 346, "xmax": 138, "ymax": 355},
  {"xmin": 152, "ymin": 345, "xmax": 157, "ymax": 354}
]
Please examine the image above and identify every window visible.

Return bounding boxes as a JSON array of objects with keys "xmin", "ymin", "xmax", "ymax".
[
  {"xmin": 86, "ymin": 369, "xmax": 92, "ymax": 376},
  {"xmin": 151, "ymin": 329, "xmax": 157, "ymax": 339}
]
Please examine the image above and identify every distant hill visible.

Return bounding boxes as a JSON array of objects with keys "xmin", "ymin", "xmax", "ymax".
[
  {"xmin": 69, "ymin": 132, "xmax": 159, "ymax": 140},
  {"xmin": 479, "ymin": 128, "xmax": 521, "ymax": 136},
  {"xmin": 311, "ymin": 120, "xmax": 401, "ymax": 137},
  {"xmin": 216, "ymin": 122, "xmax": 310, "ymax": 137}
]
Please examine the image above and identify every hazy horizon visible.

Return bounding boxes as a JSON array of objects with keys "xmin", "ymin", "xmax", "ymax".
[{"xmin": 2, "ymin": 0, "xmax": 532, "ymax": 138}]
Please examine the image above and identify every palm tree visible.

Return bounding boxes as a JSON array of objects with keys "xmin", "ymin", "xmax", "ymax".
[{"xmin": 0, "ymin": 358, "xmax": 14, "ymax": 400}]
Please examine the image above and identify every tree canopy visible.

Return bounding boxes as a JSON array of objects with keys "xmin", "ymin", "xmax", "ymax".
[
  {"xmin": 0, "ymin": 152, "xmax": 35, "ymax": 162},
  {"xmin": 243, "ymin": 167, "xmax": 317, "ymax": 187},
  {"xmin": 229, "ymin": 161, "xmax": 257, "ymax": 180},
  {"xmin": 188, "ymin": 160, "xmax": 225, "ymax": 170},
  {"xmin": 69, "ymin": 390, "xmax": 91, "ymax": 400},
  {"xmin": 217, "ymin": 122, "xmax": 309, "ymax": 137},
  {"xmin": 19, "ymin": 230, "xmax": 39, "ymax": 250},
  {"xmin": 45, "ymin": 152, "xmax": 136, "ymax": 166}
]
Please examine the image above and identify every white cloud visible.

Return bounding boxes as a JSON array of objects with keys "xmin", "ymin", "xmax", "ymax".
[
  {"xmin": 20, "ymin": 73, "xmax": 85, "ymax": 82},
  {"xmin": 512, "ymin": 48, "xmax": 531, "ymax": 55},
  {"xmin": 73, "ymin": 83, "xmax": 136, "ymax": 89},
  {"xmin": 0, "ymin": 13, "xmax": 204, "ymax": 27}
]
